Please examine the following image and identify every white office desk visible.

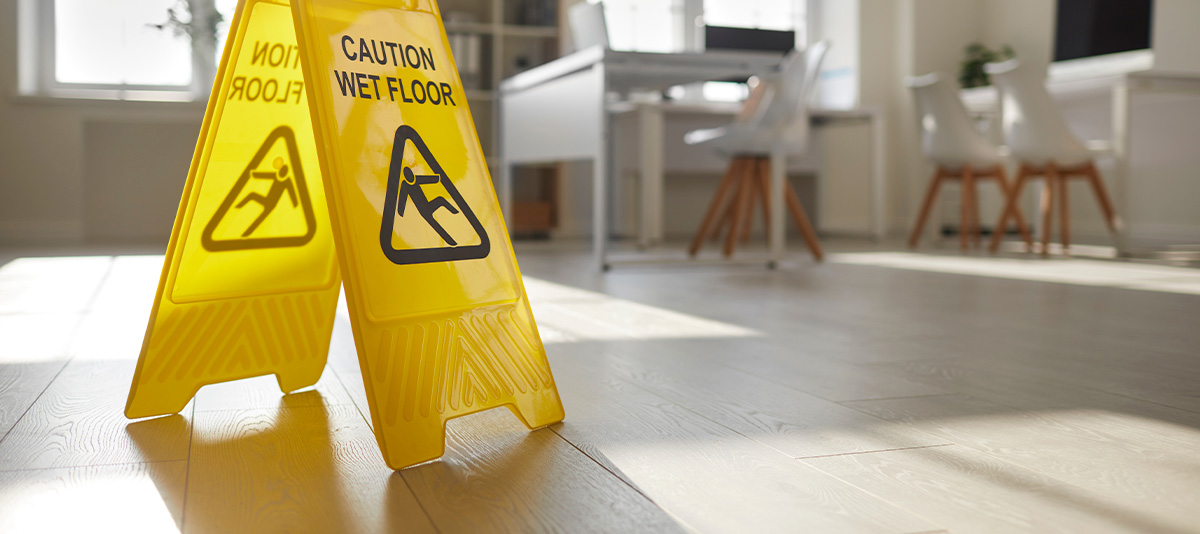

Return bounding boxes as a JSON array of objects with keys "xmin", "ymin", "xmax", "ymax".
[
  {"xmin": 498, "ymin": 46, "xmax": 784, "ymax": 270},
  {"xmin": 606, "ymin": 100, "xmax": 887, "ymax": 249},
  {"xmin": 961, "ymin": 69, "xmax": 1200, "ymax": 256},
  {"xmin": 494, "ymin": 45, "xmax": 777, "ymax": 268}
]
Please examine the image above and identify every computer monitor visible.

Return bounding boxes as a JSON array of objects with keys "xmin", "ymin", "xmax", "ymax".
[
  {"xmin": 1054, "ymin": 0, "xmax": 1153, "ymax": 62},
  {"xmin": 704, "ymin": 26, "xmax": 795, "ymax": 55}
]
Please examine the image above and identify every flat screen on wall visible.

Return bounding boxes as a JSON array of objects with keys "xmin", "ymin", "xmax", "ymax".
[{"xmin": 1054, "ymin": 0, "xmax": 1154, "ymax": 62}]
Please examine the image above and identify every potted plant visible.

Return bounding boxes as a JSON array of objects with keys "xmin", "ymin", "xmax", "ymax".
[
  {"xmin": 959, "ymin": 43, "xmax": 1015, "ymax": 89},
  {"xmin": 150, "ymin": 0, "xmax": 224, "ymax": 97}
]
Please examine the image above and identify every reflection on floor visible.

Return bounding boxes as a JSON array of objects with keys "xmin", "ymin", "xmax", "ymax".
[
  {"xmin": 1, "ymin": 243, "xmax": 1199, "ymax": 533},
  {"xmin": 832, "ymin": 251, "xmax": 1200, "ymax": 295}
]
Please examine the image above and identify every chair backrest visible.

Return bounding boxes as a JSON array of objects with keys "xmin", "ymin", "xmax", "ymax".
[
  {"xmin": 753, "ymin": 40, "xmax": 829, "ymax": 150},
  {"xmin": 905, "ymin": 72, "xmax": 998, "ymax": 167},
  {"xmin": 568, "ymin": 1, "xmax": 609, "ymax": 51},
  {"xmin": 985, "ymin": 59, "xmax": 1086, "ymax": 165}
]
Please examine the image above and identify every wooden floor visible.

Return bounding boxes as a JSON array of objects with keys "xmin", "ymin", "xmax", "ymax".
[{"xmin": 1, "ymin": 242, "xmax": 1199, "ymax": 533}]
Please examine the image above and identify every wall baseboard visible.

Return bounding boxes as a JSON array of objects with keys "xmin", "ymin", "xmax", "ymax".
[{"xmin": 1129, "ymin": 223, "xmax": 1200, "ymax": 247}]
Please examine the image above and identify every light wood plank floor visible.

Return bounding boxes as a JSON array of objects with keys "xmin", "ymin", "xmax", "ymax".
[{"xmin": 1, "ymin": 242, "xmax": 1198, "ymax": 533}]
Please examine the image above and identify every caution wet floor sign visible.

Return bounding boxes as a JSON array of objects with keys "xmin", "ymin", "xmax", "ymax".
[{"xmin": 126, "ymin": 0, "xmax": 564, "ymax": 470}]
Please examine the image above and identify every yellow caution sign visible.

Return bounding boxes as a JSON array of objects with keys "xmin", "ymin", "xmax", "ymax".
[{"xmin": 127, "ymin": 0, "xmax": 564, "ymax": 470}]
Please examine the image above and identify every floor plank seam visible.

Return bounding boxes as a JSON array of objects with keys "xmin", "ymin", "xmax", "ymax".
[
  {"xmin": 646, "ymin": 340, "xmax": 944, "ymax": 407},
  {"xmin": 178, "ymin": 401, "xmax": 196, "ymax": 534},
  {"xmin": 0, "ymin": 457, "xmax": 188, "ymax": 474},
  {"xmin": 863, "ymin": 358, "xmax": 1200, "ymax": 418},
  {"xmin": 0, "ymin": 260, "xmax": 111, "ymax": 447},
  {"xmin": 546, "ymin": 426, "xmax": 703, "ymax": 534},
  {"xmin": 0, "ymin": 257, "xmax": 121, "ymax": 449},
  {"xmin": 545, "ymin": 426, "xmax": 648, "ymax": 502},
  {"xmin": 326, "ymin": 367, "xmax": 373, "ymax": 429},
  {"xmin": 0, "ymin": 359, "xmax": 70, "ymax": 448},
  {"xmin": 832, "ymin": 393, "xmax": 957, "ymax": 404},
  {"xmin": 794, "ymin": 443, "xmax": 956, "ymax": 460},
  {"xmin": 396, "ymin": 469, "xmax": 443, "ymax": 534},
  {"xmin": 608, "ymin": 369, "xmax": 875, "ymax": 470},
  {"xmin": 190, "ymin": 399, "xmax": 357, "ymax": 415},
  {"xmin": 797, "ymin": 449, "xmax": 952, "ymax": 531},
  {"xmin": 326, "ymin": 366, "xmax": 443, "ymax": 533},
  {"xmin": 540, "ymin": 424, "xmax": 700, "ymax": 532}
]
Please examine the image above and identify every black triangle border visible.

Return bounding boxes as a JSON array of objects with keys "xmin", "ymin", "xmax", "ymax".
[
  {"xmin": 200, "ymin": 125, "xmax": 318, "ymax": 252},
  {"xmin": 379, "ymin": 125, "xmax": 491, "ymax": 265}
]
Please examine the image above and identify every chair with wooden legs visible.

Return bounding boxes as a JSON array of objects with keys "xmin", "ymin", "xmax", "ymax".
[
  {"xmin": 684, "ymin": 41, "xmax": 828, "ymax": 261},
  {"xmin": 984, "ymin": 60, "xmax": 1122, "ymax": 256},
  {"xmin": 905, "ymin": 73, "xmax": 1031, "ymax": 249},
  {"xmin": 689, "ymin": 155, "xmax": 822, "ymax": 260}
]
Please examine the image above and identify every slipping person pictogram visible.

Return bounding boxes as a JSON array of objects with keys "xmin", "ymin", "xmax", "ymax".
[
  {"xmin": 237, "ymin": 157, "xmax": 299, "ymax": 237},
  {"xmin": 397, "ymin": 166, "xmax": 460, "ymax": 246},
  {"xmin": 202, "ymin": 126, "xmax": 318, "ymax": 251},
  {"xmin": 379, "ymin": 125, "xmax": 490, "ymax": 265}
]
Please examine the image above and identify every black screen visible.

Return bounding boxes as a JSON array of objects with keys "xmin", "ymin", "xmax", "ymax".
[
  {"xmin": 704, "ymin": 26, "xmax": 795, "ymax": 54},
  {"xmin": 1054, "ymin": 0, "xmax": 1153, "ymax": 62}
]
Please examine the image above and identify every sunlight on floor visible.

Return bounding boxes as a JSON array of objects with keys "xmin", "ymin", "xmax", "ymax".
[
  {"xmin": 0, "ymin": 464, "xmax": 182, "ymax": 534},
  {"xmin": 520, "ymin": 278, "xmax": 760, "ymax": 343},
  {"xmin": 830, "ymin": 252, "xmax": 1200, "ymax": 295},
  {"xmin": 0, "ymin": 254, "xmax": 758, "ymax": 364}
]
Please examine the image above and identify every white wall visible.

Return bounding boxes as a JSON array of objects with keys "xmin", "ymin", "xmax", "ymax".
[{"xmin": 0, "ymin": 0, "xmax": 202, "ymax": 244}]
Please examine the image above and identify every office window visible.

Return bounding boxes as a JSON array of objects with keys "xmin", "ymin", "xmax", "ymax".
[
  {"xmin": 53, "ymin": 0, "xmax": 193, "ymax": 88},
  {"xmin": 36, "ymin": 0, "xmax": 235, "ymax": 97},
  {"xmin": 214, "ymin": 0, "xmax": 239, "ymax": 62},
  {"xmin": 601, "ymin": 0, "xmax": 684, "ymax": 53},
  {"xmin": 704, "ymin": 0, "xmax": 804, "ymax": 37}
]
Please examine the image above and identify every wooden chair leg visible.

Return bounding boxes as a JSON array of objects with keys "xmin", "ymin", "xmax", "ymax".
[
  {"xmin": 961, "ymin": 165, "xmax": 974, "ymax": 250},
  {"xmin": 1060, "ymin": 170, "xmax": 1071, "ymax": 251},
  {"xmin": 723, "ymin": 159, "xmax": 756, "ymax": 257},
  {"xmin": 907, "ymin": 168, "xmax": 945, "ymax": 248},
  {"xmin": 689, "ymin": 157, "xmax": 743, "ymax": 256},
  {"xmin": 712, "ymin": 196, "xmax": 735, "ymax": 243},
  {"xmin": 999, "ymin": 165, "xmax": 1034, "ymax": 247},
  {"xmin": 711, "ymin": 160, "xmax": 749, "ymax": 243},
  {"xmin": 1040, "ymin": 164, "xmax": 1057, "ymax": 257},
  {"xmin": 757, "ymin": 164, "xmax": 773, "ymax": 243},
  {"xmin": 783, "ymin": 182, "xmax": 824, "ymax": 261},
  {"xmin": 1083, "ymin": 161, "xmax": 1120, "ymax": 234},
  {"xmin": 756, "ymin": 156, "xmax": 822, "ymax": 261},
  {"xmin": 990, "ymin": 164, "xmax": 1032, "ymax": 253},
  {"xmin": 968, "ymin": 165, "xmax": 984, "ymax": 247},
  {"xmin": 740, "ymin": 161, "xmax": 762, "ymax": 244}
]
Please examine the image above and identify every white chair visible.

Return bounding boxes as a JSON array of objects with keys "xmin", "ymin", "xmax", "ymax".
[
  {"xmin": 567, "ymin": 1, "xmax": 609, "ymax": 51},
  {"xmin": 684, "ymin": 41, "xmax": 828, "ymax": 260},
  {"xmin": 905, "ymin": 72, "xmax": 1031, "ymax": 250},
  {"xmin": 984, "ymin": 59, "xmax": 1120, "ymax": 255}
]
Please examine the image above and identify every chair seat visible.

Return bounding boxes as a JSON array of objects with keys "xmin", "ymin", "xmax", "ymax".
[
  {"xmin": 1010, "ymin": 139, "xmax": 1094, "ymax": 167},
  {"xmin": 927, "ymin": 142, "xmax": 1005, "ymax": 170},
  {"xmin": 684, "ymin": 124, "xmax": 807, "ymax": 157}
]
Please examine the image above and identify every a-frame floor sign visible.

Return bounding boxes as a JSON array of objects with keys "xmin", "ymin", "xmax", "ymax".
[{"xmin": 126, "ymin": 0, "xmax": 565, "ymax": 470}]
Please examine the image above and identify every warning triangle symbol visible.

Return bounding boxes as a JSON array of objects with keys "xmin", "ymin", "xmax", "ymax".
[
  {"xmin": 201, "ymin": 126, "xmax": 317, "ymax": 252},
  {"xmin": 379, "ymin": 125, "xmax": 490, "ymax": 265}
]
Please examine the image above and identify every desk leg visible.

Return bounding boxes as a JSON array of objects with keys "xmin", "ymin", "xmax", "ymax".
[
  {"xmin": 871, "ymin": 112, "xmax": 888, "ymax": 241},
  {"xmin": 593, "ymin": 64, "xmax": 609, "ymax": 271},
  {"xmin": 769, "ymin": 147, "xmax": 786, "ymax": 265},
  {"xmin": 499, "ymin": 159, "xmax": 513, "ymax": 230},
  {"xmin": 1111, "ymin": 78, "xmax": 1132, "ymax": 256},
  {"xmin": 639, "ymin": 104, "xmax": 665, "ymax": 248}
]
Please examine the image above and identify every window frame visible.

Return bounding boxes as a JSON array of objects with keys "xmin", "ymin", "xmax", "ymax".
[{"xmin": 30, "ymin": 0, "xmax": 217, "ymax": 101}]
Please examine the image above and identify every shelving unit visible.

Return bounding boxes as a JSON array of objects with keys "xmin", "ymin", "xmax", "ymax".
[{"xmin": 438, "ymin": 0, "xmax": 562, "ymax": 162}]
